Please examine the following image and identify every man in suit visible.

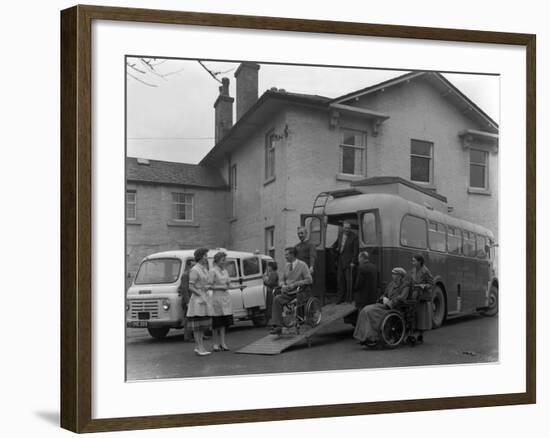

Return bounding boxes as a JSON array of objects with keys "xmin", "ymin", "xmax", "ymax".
[
  {"xmin": 270, "ymin": 247, "xmax": 313, "ymax": 335},
  {"xmin": 353, "ymin": 251, "xmax": 379, "ymax": 308},
  {"xmin": 295, "ymin": 226, "xmax": 316, "ymax": 274},
  {"xmin": 332, "ymin": 221, "xmax": 359, "ymax": 304}
]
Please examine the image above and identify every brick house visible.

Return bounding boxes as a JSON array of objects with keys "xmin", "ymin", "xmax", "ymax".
[
  {"xmin": 127, "ymin": 64, "xmax": 498, "ymax": 274},
  {"xmin": 125, "ymin": 157, "xmax": 229, "ymax": 282}
]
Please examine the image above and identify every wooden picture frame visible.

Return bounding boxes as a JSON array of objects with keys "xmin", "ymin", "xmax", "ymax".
[{"xmin": 60, "ymin": 4, "xmax": 536, "ymax": 433}]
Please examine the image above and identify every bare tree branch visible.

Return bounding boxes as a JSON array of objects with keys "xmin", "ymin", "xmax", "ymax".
[
  {"xmin": 198, "ymin": 61, "xmax": 223, "ymax": 84},
  {"xmin": 127, "ymin": 71, "xmax": 158, "ymax": 87}
]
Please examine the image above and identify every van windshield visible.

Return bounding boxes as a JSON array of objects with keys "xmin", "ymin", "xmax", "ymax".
[{"xmin": 135, "ymin": 258, "xmax": 181, "ymax": 284}]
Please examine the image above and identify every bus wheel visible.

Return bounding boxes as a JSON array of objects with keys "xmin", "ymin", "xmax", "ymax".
[
  {"xmin": 147, "ymin": 327, "xmax": 170, "ymax": 340},
  {"xmin": 482, "ymin": 285, "xmax": 498, "ymax": 317},
  {"xmin": 431, "ymin": 285, "xmax": 446, "ymax": 329}
]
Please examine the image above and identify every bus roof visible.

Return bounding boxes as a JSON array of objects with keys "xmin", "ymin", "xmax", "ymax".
[
  {"xmin": 324, "ymin": 192, "xmax": 494, "ymax": 238},
  {"xmin": 144, "ymin": 249, "xmax": 272, "ymax": 261}
]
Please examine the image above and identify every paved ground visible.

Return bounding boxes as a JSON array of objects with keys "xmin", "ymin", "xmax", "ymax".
[{"xmin": 126, "ymin": 314, "xmax": 498, "ymax": 381}]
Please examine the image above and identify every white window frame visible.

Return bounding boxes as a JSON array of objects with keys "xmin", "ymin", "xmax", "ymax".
[
  {"xmin": 410, "ymin": 139, "xmax": 434, "ymax": 185},
  {"xmin": 265, "ymin": 130, "xmax": 276, "ymax": 181},
  {"xmin": 265, "ymin": 226, "xmax": 275, "ymax": 259},
  {"xmin": 469, "ymin": 148, "xmax": 489, "ymax": 190},
  {"xmin": 126, "ymin": 190, "xmax": 136, "ymax": 220},
  {"xmin": 171, "ymin": 192, "xmax": 194, "ymax": 222},
  {"xmin": 338, "ymin": 128, "xmax": 366, "ymax": 176}
]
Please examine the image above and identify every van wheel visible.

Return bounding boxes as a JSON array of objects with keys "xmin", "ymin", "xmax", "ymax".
[
  {"xmin": 482, "ymin": 285, "xmax": 498, "ymax": 317},
  {"xmin": 252, "ymin": 312, "xmax": 269, "ymax": 328},
  {"xmin": 147, "ymin": 327, "xmax": 170, "ymax": 340},
  {"xmin": 431, "ymin": 285, "xmax": 446, "ymax": 329}
]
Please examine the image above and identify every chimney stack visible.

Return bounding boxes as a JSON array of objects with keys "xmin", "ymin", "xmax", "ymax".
[
  {"xmin": 234, "ymin": 62, "xmax": 260, "ymax": 121},
  {"xmin": 213, "ymin": 77, "xmax": 234, "ymax": 144}
]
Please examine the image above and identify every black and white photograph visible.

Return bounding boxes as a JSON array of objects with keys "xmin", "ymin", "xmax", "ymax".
[{"xmin": 125, "ymin": 58, "xmax": 500, "ymax": 381}]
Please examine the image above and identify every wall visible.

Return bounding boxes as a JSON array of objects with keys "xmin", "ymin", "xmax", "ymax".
[
  {"xmin": 350, "ymin": 76, "xmax": 499, "ymax": 236},
  {"xmin": 125, "ymin": 182, "xmax": 230, "ymax": 278}
]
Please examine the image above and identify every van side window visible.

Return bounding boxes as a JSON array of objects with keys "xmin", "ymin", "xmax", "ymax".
[
  {"xmin": 243, "ymin": 257, "xmax": 260, "ymax": 276},
  {"xmin": 361, "ymin": 212, "xmax": 378, "ymax": 246},
  {"xmin": 400, "ymin": 215, "xmax": 427, "ymax": 249},
  {"xmin": 463, "ymin": 231, "xmax": 476, "ymax": 257},
  {"xmin": 447, "ymin": 227, "xmax": 462, "ymax": 255},
  {"xmin": 428, "ymin": 221, "xmax": 447, "ymax": 252},
  {"xmin": 225, "ymin": 259, "xmax": 238, "ymax": 279}
]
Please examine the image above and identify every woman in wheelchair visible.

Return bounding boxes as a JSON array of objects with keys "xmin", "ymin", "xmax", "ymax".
[{"xmin": 353, "ymin": 267, "xmax": 410, "ymax": 347}]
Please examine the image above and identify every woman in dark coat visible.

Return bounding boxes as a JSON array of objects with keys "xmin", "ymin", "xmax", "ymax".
[{"xmin": 409, "ymin": 253, "xmax": 434, "ymax": 343}]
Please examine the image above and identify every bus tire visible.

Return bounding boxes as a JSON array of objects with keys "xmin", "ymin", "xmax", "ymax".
[
  {"xmin": 147, "ymin": 327, "xmax": 170, "ymax": 340},
  {"xmin": 431, "ymin": 285, "xmax": 446, "ymax": 329},
  {"xmin": 482, "ymin": 285, "xmax": 498, "ymax": 317}
]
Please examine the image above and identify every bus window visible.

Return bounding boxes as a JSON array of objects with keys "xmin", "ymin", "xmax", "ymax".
[
  {"xmin": 447, "ymin": 227, "xmax": 462, "ymax": 255},
  {"xmin": 428, "ymin": 221, "xmax": 447, "ymax": 252},
  {"xmin": 463, "ymin": 231, "xmax": 476, "ymax": 257},
  {"xmin": 361, "ymin": 212, "xmax": 378, "ymax": 246},
  {"xmin": 304, "ymin": 217, "xmax": 322, "ymax": 248},
  {"xmin": 476, "ymin": 235, "xmax": 488, "ymax": 259},
  {"xmin": 325, "ymin": 223, "xmax": 340, "ymax": 249},
  {"xmin": 400, "ymin": 215, "xmax": 427, "ymax": 249}
]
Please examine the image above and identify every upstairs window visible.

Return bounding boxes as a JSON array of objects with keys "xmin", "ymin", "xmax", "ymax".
[
  {"xmin": 339, "ymin": 128, "xmax": 365, "ymax": 176},
  {"xmin": 470, "ymin": 149, "xmax": 489, "ymax": 189},
  {"xmin": 172, "ymin": 193, "xmax": 193, "ymax": 222},
  {"xmin": 410, "ymin": 139, "xmax": 433, "ymax": 184},
  {"xmin": 126, "ymin": 190, "xmax": 136, "ymax": 220},
  {"xmin": 265, "ymin": 131, "xmax": 276, "ymax": 180}
]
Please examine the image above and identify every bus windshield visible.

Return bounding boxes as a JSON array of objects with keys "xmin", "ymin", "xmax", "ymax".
[{"xmin": 135, "ymin": 258, "xmax": 181, "ymax": 284}]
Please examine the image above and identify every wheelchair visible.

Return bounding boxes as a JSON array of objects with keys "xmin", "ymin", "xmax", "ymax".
[
  {"xmin": 364, "ymin": 299, "xmax": 419, "ymax": 349},
  {"xmin": 274, "ymin": 286, "xmax": 322, "ymax": 334}
]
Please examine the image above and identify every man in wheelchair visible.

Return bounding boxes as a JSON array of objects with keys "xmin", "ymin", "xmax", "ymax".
[
  {"xmin": 353, "ymin": 267, "xmax": 413, "ymax": 348},
  {"xmin": 269, "ymin": 247, "xmax": 313, "ymax": 335}
]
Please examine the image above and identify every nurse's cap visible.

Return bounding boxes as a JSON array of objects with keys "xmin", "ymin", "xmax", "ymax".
[{"xmin": 391, "ymin": 267, "xmax": 407, "ymax": 276}]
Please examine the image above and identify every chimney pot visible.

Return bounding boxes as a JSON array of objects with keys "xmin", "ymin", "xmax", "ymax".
[{"xmin": 213, "ymin": 76, "xmax": 234, "ymax": 144}]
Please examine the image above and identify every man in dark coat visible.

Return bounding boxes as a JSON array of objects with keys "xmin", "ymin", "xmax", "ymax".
[
  {"xmin": 332, "ymin": 221, "xmax": 359, "ymax": 303},
  {"xmin": 295, "ymin": 226, "xmax": 316, "ymax": 274},
  {"xmin": 353, "ymin": 251, "xmax": 379, "ymax": 308}
]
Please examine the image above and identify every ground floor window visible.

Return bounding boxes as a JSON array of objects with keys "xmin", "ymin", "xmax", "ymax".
[
  {"xmin": 172, "ymin": 192, "xmax": 194, "ymax": 221},
  {"xmin": 126, "ymin": 190, "xmax": 136, "ymax": 220},
  {"xmin": 265, "ymin": 227, "xmax": 275, "ymax": 259}
]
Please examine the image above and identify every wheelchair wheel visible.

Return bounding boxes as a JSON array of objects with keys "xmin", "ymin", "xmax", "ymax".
[
  {"xmin": 305, "ymin": 297, "xmax": 322, "ymax": 327},
  {"xmin": 379, "ymin": 311, "xmax": 406, "ymax": 348}
]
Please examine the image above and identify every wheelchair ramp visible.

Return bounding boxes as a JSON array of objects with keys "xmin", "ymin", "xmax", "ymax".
[{"xmin": 235, "ymin": 303, "xmax": 356, "ymax": 355}]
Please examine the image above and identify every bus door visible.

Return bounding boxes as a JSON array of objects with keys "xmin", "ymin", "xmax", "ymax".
[
  {"xmin": 357, "ymin": 209, "xmax": 382, "ymax": 293},
  {"xmin": 301, "ymin": 214, "xmax": 325, "ymax": 302}
]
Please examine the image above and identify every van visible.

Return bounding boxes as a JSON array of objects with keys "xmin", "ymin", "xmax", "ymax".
[{"xmin": 126, "ymin": 249, "xmax": 273, "ymax": 339}]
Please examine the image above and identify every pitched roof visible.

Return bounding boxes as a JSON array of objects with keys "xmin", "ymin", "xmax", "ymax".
[
  {"xmin": 332, "ymin": 71, "xmax": 498, "ymax": 133},
  {"xmin": 126, "ymin": 157, "xmax": 228, "ymax": 189}
]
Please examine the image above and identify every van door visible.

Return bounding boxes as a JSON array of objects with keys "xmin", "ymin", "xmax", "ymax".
[
  {"xmin": 240, "ymin": 255, "xmax": 265, "ymax": 309},
  {"xmin": 224, "ymin": 258, "xmax": 245, "ymax": 314},
  {"xmin": 357, "ymin": 209, "xmax": 382, "ymax": 292},
  {"xmin": 300, "ymin": 214, "xmax": 326, "ymax": 301}
]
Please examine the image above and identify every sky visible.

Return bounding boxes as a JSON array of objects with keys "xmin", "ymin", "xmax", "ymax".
[{"xmin": 126, "ymin": 58, "xmax": 499, "ymax": 164}]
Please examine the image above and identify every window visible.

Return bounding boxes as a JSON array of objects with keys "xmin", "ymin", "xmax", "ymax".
[
  {"xmin": 410, "ymin": 139, "xmax": 433, "ymax": 184},
  {"xmin": 265, "ymin": 227, "xmax": 275, "ymax": 259},
  {"xmin": 462, "ymin": 231, "xmax": 476, "ymax": 257},
  {"xmin": 476, "ymin": 234, "xmax": 488, "ymax": 258},
  {"xmin": 134, "ymin": 258, "xmax": 181, "ymax": 284},
  {"xmin": 243, "ymin": 257, "xmax": 260, "ymax": 276},
  {"xmin": 447, "ymin": 226, "xmax": 462, "ymax": 255},
  {"xmin": 172, "ymin": 193, "xmax": 193, "ymax": 222},
  {"xmin": 230, "ymin": 164, "xmax": 237, "ymax": 218},
  {"xmin": 224, "ymin": 259, "xmax": 238, "ymax": 279},
  {"xmin": 304, "ymin": 217, "xmax": 322, "ymax": 248},
  {"xmin": 361, "ymin": 212, "xmax": 378, "ymax": 246},
  {"xmin": 470, "ymin": 149, "xmax": 488, "ymax": 189},
  {"xmin": 126, "ymin": 190, "xmax": 136, "ymax": 220},
  {"xmin": 428, "ymin": 221, "xmax": 447, "ymax": 252},
  {"xmin": 265, "ymin": 131, "xmax": 276, "ymax": 180},
  {"xmin": 400, "ymin": 215, "xmax": 427, "ymax": 249},
  {"xmin": 339, "ymin": 128, "xmax": 365, "ymax": 175}
]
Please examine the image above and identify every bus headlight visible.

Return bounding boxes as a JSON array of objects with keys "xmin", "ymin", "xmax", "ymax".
[{"xmin": 162, "ymin": 300, "xmax": 170, "ymax": 311}]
